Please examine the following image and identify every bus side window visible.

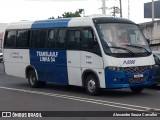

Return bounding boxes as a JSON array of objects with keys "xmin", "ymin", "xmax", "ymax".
[
  {"xmin": 82, "ymin": 28, "xmax": 101, "ymax": 55},
  {"xmin": 47, "ymin": 30, "xmax": 58, "ymax": 49},
  {"xmin": 4, "ymin": 31, "xmax": 16, "ymax": 48},
  {"xmin": 57, "ymin": 29, "xmax": 66, "ymax": 49},
  {"xmin": 67, "ymin": 30, "xmax": 81, "ymax": 50},
  {"xmin": 31, "ymin": 30, "xmax": 47, "ymax": 48},
  {"xmin": 16, "ymin": 30, "xmax": 29, "ymax": 48}
]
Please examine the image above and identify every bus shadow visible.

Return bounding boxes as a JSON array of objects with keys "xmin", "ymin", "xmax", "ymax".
[
  {"xmin": 99, "ymin": 89, "xmax": 148, "ymax": 98},
  {"xmin": 147, "ymin": 85, "xmax": 160, "ymax": 90},
  {"xmin": 44, "ymin": 84, "xmax": 150, "ymax": 98},
  {"xmin": 46, "ymin": 84, "xmax": 86, "ymax": 95},
  {"xmin": 15, "ymin": 83, "xmax": 151, "ymax": 98}
]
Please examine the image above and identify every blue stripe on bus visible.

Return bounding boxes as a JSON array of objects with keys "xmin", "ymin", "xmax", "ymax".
[
  {"xmin": 31, "ymin": 19, "xmax": 71, "ymax": 29},
  {"xmin": 30, "ymin": 49, "xmax": 68, "ymax": 85}
]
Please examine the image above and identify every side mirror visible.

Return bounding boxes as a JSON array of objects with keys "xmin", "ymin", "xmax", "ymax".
[
  {"xmin": 154, "ymin": 55, "xmax": 160, "ymax": 65},
  {"xmin": 94, "ymin": 41, "xmax": 98, "ymax": 45},
  {"xmin": 146, "ymin": 39, "xmax": 150, "ymax": 45}
]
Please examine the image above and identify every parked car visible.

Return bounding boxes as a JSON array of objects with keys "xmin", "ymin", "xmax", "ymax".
[
  {"xmin": 0, "ymin": 49, "xmax": 3, "ymax": 62},
  {"xmin": 152, "ymin": 51, "xmax": 160, "ymax": 85}
]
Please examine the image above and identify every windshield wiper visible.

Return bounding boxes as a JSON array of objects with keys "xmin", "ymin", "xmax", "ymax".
[
  {"xmin": 125, "ymin": 44, "xmax": 150, "ymax": 54},
  {"xmin": 108, "ymin": 46, "xmax": 135, "ymax": 55}
]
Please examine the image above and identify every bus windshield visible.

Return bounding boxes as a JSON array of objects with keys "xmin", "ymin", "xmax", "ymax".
[{"xmin": 97, "ymin": 23, "xmax": 151, "ymax": 56}]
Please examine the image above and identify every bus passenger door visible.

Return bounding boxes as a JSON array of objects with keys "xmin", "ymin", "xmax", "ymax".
[
  {"xmin": 67, "ymin": 29, "xmax": 82, "ymax": 86},
  {"xmin": 81, "ymin": 28, "xmax": 105, "ymax": 88}
]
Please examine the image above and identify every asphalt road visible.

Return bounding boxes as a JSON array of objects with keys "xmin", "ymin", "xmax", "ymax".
[{"xmin": 0, "ymin": 62, "xmax": 160, "ymax": 120}]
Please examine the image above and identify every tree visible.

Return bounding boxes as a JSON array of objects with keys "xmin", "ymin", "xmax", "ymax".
[
  {"xmin": 49, "ymin": 9, "xmax": 84, "ymax": 19},
  {"xmin": 49, "ymin": 16, "xmax": 55, "ymax": 19},
  {"xmin": 62, "ymin": 9, "xmax": 84, "ymax": 18}
]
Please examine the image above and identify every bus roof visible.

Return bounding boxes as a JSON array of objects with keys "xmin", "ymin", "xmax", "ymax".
[{"xmin": 5, "ymin": 16, "xmax": 136, "ymax": 30}]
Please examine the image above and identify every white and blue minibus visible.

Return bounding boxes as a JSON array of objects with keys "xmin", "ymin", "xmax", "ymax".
[{"xmin": 3, "ymin": 16, "xmax": 156, "ymax": 95}]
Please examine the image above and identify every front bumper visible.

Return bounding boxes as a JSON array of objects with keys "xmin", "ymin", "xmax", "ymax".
[{"xmin": 105, "ymin": 67, "xmax": 155, "ymax": 89}]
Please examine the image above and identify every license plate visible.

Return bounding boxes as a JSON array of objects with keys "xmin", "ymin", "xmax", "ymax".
[{"xmin": 134, "ymin": 74, "xmax": 143, "ymax": 78}]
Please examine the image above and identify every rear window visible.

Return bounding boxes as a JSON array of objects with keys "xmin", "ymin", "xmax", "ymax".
[{"xmin": 4, "ymin": 31, "xmax": 16, "ymax": 48}]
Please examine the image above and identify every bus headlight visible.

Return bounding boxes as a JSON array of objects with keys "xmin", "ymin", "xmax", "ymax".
[
  {"xmin": 150, "ymin": 65, "xmax": 159, "ymax": 69},
  {"xmin": 155, "ymin": 65, "xmax": 159, "ymax": 68},
  {"xmin": 107, "ymin": 66, "xmax": 122, "ymax": 72}
]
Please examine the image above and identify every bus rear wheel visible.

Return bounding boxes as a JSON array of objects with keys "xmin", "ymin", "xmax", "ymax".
[
  {"xmin": 28, "ymin": 70, "xmax": 46, "ymax": 88},
  {"xmin": 130, "ymin": 87, "xmax": 144, "ymax": 94},
  {"xmin": 85, "ymin": 74, "xmax": 99, "ymax": 96}
]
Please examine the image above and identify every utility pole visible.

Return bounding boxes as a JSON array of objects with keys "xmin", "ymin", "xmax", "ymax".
[
  {"xmin": 152, "ymin": 0, "xmax": 154, "ymax": 21},
  {"xmin": 128, "ymin": 0, "xmax": 130, "ymax": 19},
  {"xmin": 102, "ymin": 0, "xmax": 106, "ymax": 14},
  {"xmin": 112, "ymin": 6, "xmax": 119, "ymax": 17},
  {"xmin": 119, "ymin": 0, "xmax": 122, "ymax": 17},
  {"xmin": 112, "ymin": 6, "xmax": 116, "ymax": 17}
]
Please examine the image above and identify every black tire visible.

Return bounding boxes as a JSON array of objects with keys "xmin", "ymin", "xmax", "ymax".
[
  {"xmin": 130, "ymin": 87, "xmax": 144, "ymax": 94},
  {"xmin": 28, "ymin": 70, "xmax": 46, "ymax": 88},
  {"xmin": 85, "ymin": 74, "xmax": 99, "ymax": 96}
]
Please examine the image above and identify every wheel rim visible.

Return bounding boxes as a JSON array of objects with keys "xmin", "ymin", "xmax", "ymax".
[
  {"xmin": 87, "ymin": 79, "xmax": 96, "ymax": 93},
  {"xmin": 29, "ymin": 74, "xmax": 36, "ymax": 86}
]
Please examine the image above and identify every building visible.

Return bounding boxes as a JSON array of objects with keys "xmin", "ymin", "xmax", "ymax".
[
  {"xmin": 0, "ymin": 23, "xmax": 7, "ymax": 48},
  {"xmin": 139, "ymin": 20, "xmax": 160, "ymax": 51},
  {"xmin": 0, "ymin": 33, "xmax": 3, "ymax": 49}
]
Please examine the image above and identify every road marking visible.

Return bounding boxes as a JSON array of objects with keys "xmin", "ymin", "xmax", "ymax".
[{"xmin": 0, "ymin": 86, "xmax": 160, "ymax": 112}]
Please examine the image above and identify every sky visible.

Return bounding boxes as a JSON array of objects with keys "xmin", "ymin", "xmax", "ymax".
[{"xmin": 0, "ymin": 0, "xmax": 157, "ymax": 24}]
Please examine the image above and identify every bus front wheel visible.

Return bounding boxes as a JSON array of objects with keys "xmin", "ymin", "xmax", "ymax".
[
  {"xmin": 130, "ymin": 87, "xmax": 144, "ymax": 94},
  {"xmin": 85, "ymin": 74, "xmax": 99, "ymax": 96},
  {"xmin": 28, "ymin": 70, "xmax": 46, "ymax": 88}
]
